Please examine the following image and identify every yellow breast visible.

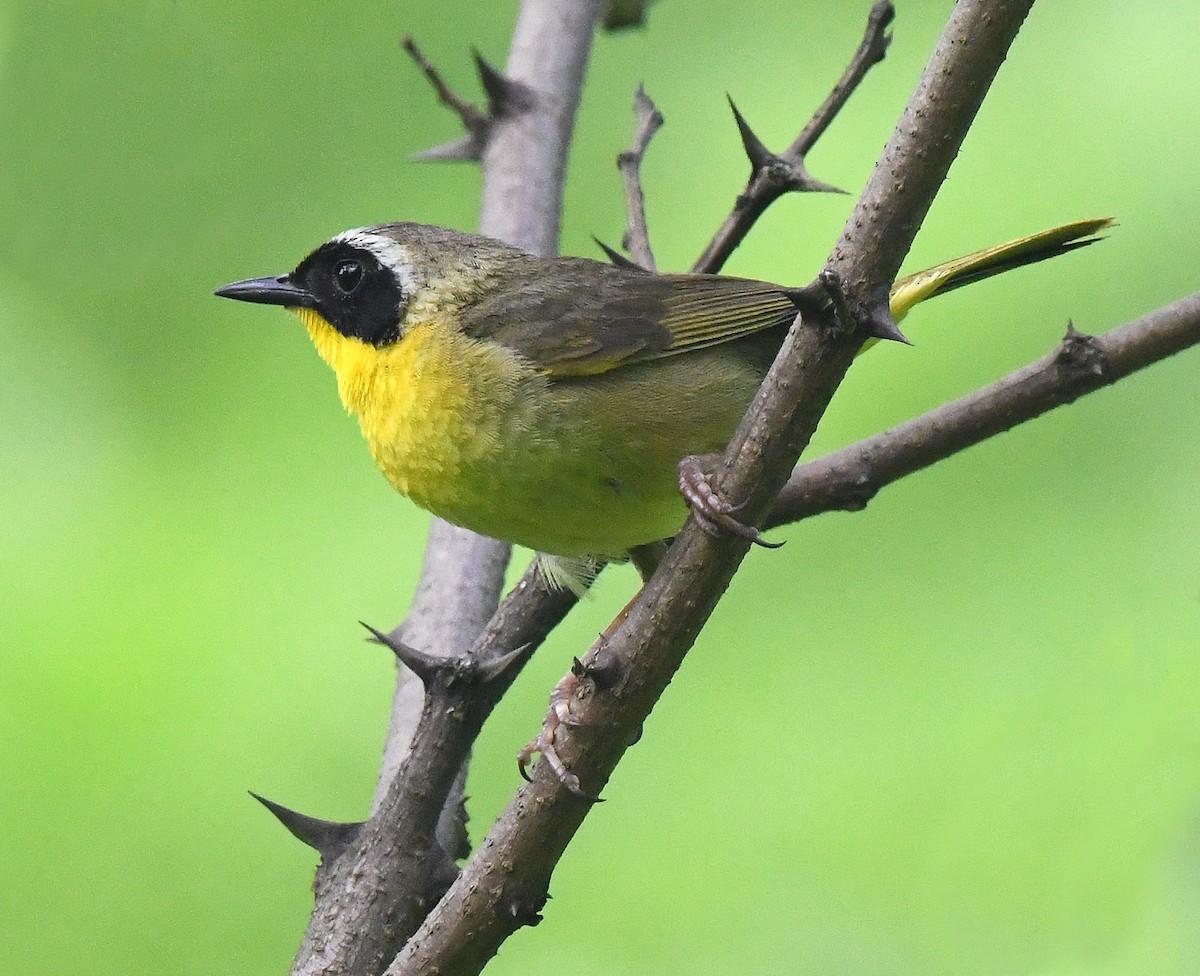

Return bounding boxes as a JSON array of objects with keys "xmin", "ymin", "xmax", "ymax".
[
  {"xmin": 295, "ymin": 307, "xmax": 529, "ymax": 515},
  {"xmin": 293, "ymin": 309, "xmax": 749, "ymax": 558}
]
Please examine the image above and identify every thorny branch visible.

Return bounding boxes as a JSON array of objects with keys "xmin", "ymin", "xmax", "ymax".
[
  {"xmin": 264, "ymin": 4, "xmax": 1200, "ymax": 976},
  {"xmin": 765, "ymin": 299, "xmax": 1200, "ymax": 529},
  {"xmin": 283, "ymin": 3, "xmax": 605, "ymax": 976},
  {"xmin": 402, "ymin": 38, "xmax": 537, "ymax": 163},
  {"xmin": 402, "ymin": 36, "xmax": 491, "ymax": 162},
  {"xmin": 692, "ymin": 0, "xmax": 894, "ymax": 275},
  {"xmin": 386, "ymin": 2, "xmax": 1051, "ymax": 975}
]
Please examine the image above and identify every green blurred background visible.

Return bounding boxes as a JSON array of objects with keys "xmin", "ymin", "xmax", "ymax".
[{"xmin": 2, "ymin": 1, "xmax": 1198, "ymax": 973}]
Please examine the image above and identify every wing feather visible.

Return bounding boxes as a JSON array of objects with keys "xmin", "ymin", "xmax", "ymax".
[{"xmin": 458, "ymin": 257, "xmax": 798, "ymax": 379}]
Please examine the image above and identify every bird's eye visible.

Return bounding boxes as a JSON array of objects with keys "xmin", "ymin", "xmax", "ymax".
[{"xmin": 333, "ymin": 258, "xmax": 364, "ymax": 294}]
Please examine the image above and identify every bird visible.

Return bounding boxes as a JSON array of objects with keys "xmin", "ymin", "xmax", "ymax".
[{"xmin": 216, "ymin": 218, "xmax": 1112, "ymax": 588}]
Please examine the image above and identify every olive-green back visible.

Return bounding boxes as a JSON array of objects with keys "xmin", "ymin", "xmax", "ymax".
[{"xmin": 459, "ymin": 256, "xmax": 799, "ymax": 379}]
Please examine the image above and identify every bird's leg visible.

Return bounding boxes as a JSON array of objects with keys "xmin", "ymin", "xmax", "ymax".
[
  {"xmin": 677, "ymin": 454, "xmax": 784, "ymax": 549},
  {"xmin": 627, "ymin": 540, "xmax": 667, "ymax": 582},
  {"xmin": 575, "ymin": 542, "xmax": 665, "ymax": 641}
]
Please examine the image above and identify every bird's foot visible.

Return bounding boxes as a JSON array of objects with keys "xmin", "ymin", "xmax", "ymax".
[
  {"xmin": 518, "ymin": 661, "xmax": 602, "ymax": 801},
  {"xmin": 677, "ymin": 454, "xmax": 783, "ymax": 549}
]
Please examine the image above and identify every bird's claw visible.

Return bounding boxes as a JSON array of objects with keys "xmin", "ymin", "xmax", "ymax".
[
  {"xmin": 677, "ymin": 455, "xmax": 784, "ymax": 549},
  {"xmin": 518, "ymin": 670, "xmax": 599, "ymax": 801}
]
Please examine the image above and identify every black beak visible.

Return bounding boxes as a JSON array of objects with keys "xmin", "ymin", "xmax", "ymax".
[{"xmin": 214, "ymin": 275, "xmax": 315, "ymax": 308}]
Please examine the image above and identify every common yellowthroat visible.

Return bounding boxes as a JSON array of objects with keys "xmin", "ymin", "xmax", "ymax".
[{"xmin": 216, "ymin": 219, "xmax": 1111, "ymax": 583}]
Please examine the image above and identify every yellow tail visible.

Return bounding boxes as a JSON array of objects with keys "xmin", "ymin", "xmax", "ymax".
[{"xmin": 887, "ymin": 217, "xmax": 1115, "ymax": 324}]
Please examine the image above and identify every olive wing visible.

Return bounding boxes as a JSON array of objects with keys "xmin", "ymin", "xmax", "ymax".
[{"xmin": 458, "ymin": 257, "xmax": 800, "ymax": 378}]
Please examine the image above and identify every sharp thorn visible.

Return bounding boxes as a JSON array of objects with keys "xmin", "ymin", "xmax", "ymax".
[
  {"xmin": 726, "ymin": 95, "xmax": 773, "ymax": 172},
  {"xmin": 863, "ymin": 305, "xmax": 911, "ymax": 345},
  {"xmin": 472, "ymin": 48, "xmax": 507, "ymax": 105},
  {"xmin": 783, "ymin": 281, "xmax": 831, "ymax": 319},
  {"xmin": 593, "ymin": 237, "xmax": 646, "ymax": 270},
  {"xmin": 473, "ymin": 49, "xmax": 534, "ymax": 116},
  {"xmin": 361, "ymin": 621, "xmax": 442, "ymax": 685},
  {"xmin": 859, "ymin": 281, "xmax": 910, "ymax": 344},
  {"xmin": 795, "ymin": 175, "xmax": 849, "ymax": 195},
  {"xmin": 363, "ymin": 622, "xmax": 520, "ymax": 687},
  {"xmin": 410, "ymin": 134, "xmax": 485, "ymax": 163},
  {"xmin": 249, "ymin": 792, "xmax": 362, "ymax": 857},
  {"xmin": 474, "ymin": 642, "xmax": 533, "ymax": 683}
]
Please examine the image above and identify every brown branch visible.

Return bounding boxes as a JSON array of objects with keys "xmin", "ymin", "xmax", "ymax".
[
  {"xmin": 766, "ymin": 296, "xmax": 1200, "ymax": 529},
  {"xmin": 617, "ymin": 84, "xmax": 664, "ymax": 271},
  {"xmin": 386, "ymin": 3, "xmax": 1036, "ymax": 974},
  {"xmin": 287, "ymin": 565, "xmax": 577, "ymax": 976},
  {"xmin": 692, "ymin": 0, "xmax": 893, "ymax": 274},
  {"xmin": 788, "ymin": 0, "xmax": 895, "ymax": 159}
]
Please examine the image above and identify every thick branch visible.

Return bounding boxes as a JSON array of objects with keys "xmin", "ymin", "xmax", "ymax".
[
  {"xmin": 291, "ymin": 566, "xmax": 577, "ymax": 976},
  {"xmin": 371, "ymin": 526, "xmax": 511, "ymax": 812},
  {"xmin": 387, "ymin": 3, "xmax": 1036, "ymax": 974},
  {"xmin": 766, "ymin": 295, "xmax": 1200, "ymax": 528},
  {"xmin": 827, "ymin": 2, "xmax": 1035, "ymax": 324},
  {"xmin": 288, "ymin": 3, "xmax": 604, "ymax": 975},
  {"xmin": 481, "ymin": 0, "xmax": 607, "ymax": 256}
]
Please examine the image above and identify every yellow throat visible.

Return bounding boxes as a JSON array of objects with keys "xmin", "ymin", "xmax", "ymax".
[{"xmin": 293, "ymin": 306, "xmax": 530, "ymax": 520}]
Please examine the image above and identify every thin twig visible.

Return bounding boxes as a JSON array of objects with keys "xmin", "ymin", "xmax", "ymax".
[
  {"xmin": 789, "ymin": 0, "xmax": 895, "ymax": 157},
  {"xmin": 403, "ymin": 36, "xmax": 488, "ymax": 133},
  {"xmin": 387, "ymin": 3, "xmax": 1035, "ymax": 974},
  {"xmin": 766, "ymin": 297, "xmax": 1200, "ymax": 529},
  {"xmin": 617, "ymin": 84, "xmax": 664, "ymax": 271},
  {"xmin": 403, "ymin": 37, "xmax": 492, "ymax": 162},
  {"xmin": 692, "ymin": 0, "xmax": 894, "ymax": 274}
]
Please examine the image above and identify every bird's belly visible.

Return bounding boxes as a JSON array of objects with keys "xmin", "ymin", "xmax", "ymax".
[
  {"xmin": 451, "ymin": 441, "xmax": 689, "ymax": 559},
  {"xmin": 378, "ymin": 408, "xmax": 690, "ymax": 558},
  {"xmin": 363, "ymin": 347, "xmax": 759, "ymax": 558}
]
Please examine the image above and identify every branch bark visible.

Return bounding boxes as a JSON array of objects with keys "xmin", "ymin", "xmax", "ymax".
[
  {"xmin": 617, "ymin": 84, "xmax": 664, "ymax": 271},
  {"xmin": 271, "ymin": 4, "xmax": 1197, "ymax": 976},
  {"xmin": 480, "ymin": 0, "xmax": 606, "ymax": 258},
  {"xmin": 286, "ymin": 3, "xmax": 604, "ymax": 975},
  {"xmin": 766, "ymin": 297, "xmax": 1200, "ymax": 529},
  {"xmin": 692, "ymin": 0, "xmax": 893, "ymax": 274},
  {"xmin": 386, "ymin": 2, "xmax": 1037, "ymax": 974}
]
